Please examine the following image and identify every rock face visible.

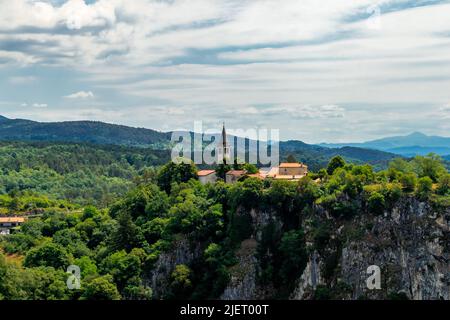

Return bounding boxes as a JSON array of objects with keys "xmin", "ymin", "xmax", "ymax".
[
  {"xmin": 338, "ymin": 198, "xmax": 449, "ymax": 300},
  {"xmin": 220, "ymin": 239, "xmax": 258, "ymax": 300},
  {"xmin": 147, "ymin": 236, "xmax": 201, "ymax": 299},
  {"xmin": 290, "ymin": 251, "xmax": 324, "ymax": 299},
  {"xmin": 146, "ymin": 197, "xmax": 448, "ymax": 300},
  {"xmin": 225, "ymin": 197, "xmax": 449, "ymax": 300}
]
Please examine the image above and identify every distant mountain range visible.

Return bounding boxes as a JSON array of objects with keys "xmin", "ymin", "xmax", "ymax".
[
  {"xmin": 0, "ymin": 115, "xmax": 170, "ymax": 148},
  {"xmin": 0, "ymin": 115, "xmax": 401, "ymax": 171},
  {"xmin": 320, "ymin": 132, "xmax": 450, "ymax": 157}
]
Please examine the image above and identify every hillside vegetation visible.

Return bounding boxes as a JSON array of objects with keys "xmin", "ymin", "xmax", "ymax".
[
  {"xmin": 1, "ymin": 154, "xmax": 448, "ymax": 300},
  {"xmin": 0, "ymin": 142, "xmax": 169, "ymax": 207},
  {"xmin": 0, "ymin": 116, "xmax": 398, "ymax": 172}
]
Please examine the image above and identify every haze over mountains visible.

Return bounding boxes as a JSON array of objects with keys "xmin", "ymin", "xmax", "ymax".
[
  {"xmin": 0, "ymin": 115, "xmax": 432, "ymax": 171},
  {"xmin": 320, "ymin": 132, "xmax": 450, "ymax": 157}
]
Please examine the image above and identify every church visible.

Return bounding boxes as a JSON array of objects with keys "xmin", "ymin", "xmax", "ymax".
[{"xmin": 197, "ymin": 123, "xmax": 308, "ymax": 184}]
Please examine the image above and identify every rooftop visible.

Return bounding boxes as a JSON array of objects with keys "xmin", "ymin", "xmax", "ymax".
[
  {"xmin": 226, "ymin": 170, "xmax": 246, "ymax": 176},
  {"xmin": 279, "ymin": 162, "xmax": 306, "ymax": 168},
  {"xmin": 274, "ymin": 175, "xmax": 307, "ymax": 180},
  {"xmin": 197, "ymin": 170, "xmax": 216, "ymax": 177},
  {"xmin": 0, "ymin": 217, "xmax": 26, "ymax": 223}
]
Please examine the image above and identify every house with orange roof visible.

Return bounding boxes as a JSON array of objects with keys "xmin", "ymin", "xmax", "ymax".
[
  {"xmin": 266, "ymin": 162, "xmax": 308, "ymax": 181},
  {"xmin": 0, "ymin": 217, "xmax": 27, "ymax": 235},
  {"xmin": 225, "ymin": 170, "xmax": 246, "ymax": 184},
  {"xmin": 198, "ymin": 169, "xmax": 217, "ymax": 184}
]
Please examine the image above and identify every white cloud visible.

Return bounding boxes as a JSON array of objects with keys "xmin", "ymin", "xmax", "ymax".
[
  {"xmin": 1, "ymin": 1, "xmax": 450, "ymax": 141},
  {"xmin": 64, "ymin": 91, "xmax": 95, "ymax": 99},
  {"xmin": 255, "ymin": 105, "xmax": 345, "ymax": 119},
  {"xmin": 32, "ymin": 103, "xmax": 48, "ymax": 108},
  {"xmin": 0, "ymin": 0, "xmax": 116, "ymax": 31}
]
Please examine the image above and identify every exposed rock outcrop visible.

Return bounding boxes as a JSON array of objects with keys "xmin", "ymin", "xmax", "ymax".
[
  {"xmin": 147, "ymin": 235, "xmax": 202, "ymax": 299},
  {"xmin": 221, "ymin": 239, "xmax": 258, "ymax": 300}
]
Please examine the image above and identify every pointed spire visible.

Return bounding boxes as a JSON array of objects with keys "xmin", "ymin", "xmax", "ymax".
[{"xmin": 222, "ymin": 122, "xmax": 227, "ymax": 147}]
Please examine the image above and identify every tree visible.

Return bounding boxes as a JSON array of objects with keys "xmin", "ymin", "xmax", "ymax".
[
  {"xmin": 82, "ymin": 205, "xmax": 99, "ymax": 220},
  {"xmin": 286, "ymin": 154, "xmax": 298, "ymax": 163},
  {"xmin": 278, "ymin": 230, "xmax": 307, "ymax": 287},
  {"xmin": 142, "ymin": 217, "xmax": 170, "ymax": 244},
  {"xmin": 233, "ymin": 158, "xmax": 244, "ymax": 170},
  {"xmin": 74, "ymin": 256, "xmax": 98, "ymax": 278},
  {"xmin": 215, "ymin": 163, "xmax": 231, "ymax": 180},
  {"xmin": 417, "ymin": 176, "xmax": 433, "ymax": 200},
  {"xmin": 368, "ymin": 192, "xmax": 385, "ymax": 215},
  {"xmin": 389, "ymin": 158, "xmax": 413, "ymax": 173},
  {"xmin": 399, "ymin": 173, "xmax": 417, "ymax": 192},
  {"xmin": 243, "ymin": 163, "xmax": 258, "ymax": 174},
  {"xmin": 169, "ymin": 264, "xmax": 192, "ymax": 299},
  {"xmin": 327, "ymin": 156, "xmax": 346, "ymax": 175},
  {"xmin": 101, "ymin": 250, "xmax": 142, "ymax": 290},
  {"xmin": 21, "ymin": 219, "xmax": 44, "ymax": 238},
  {"xmin": 24, "ymin": 243, "xmax": 71, "ymax": 270},
  {"xmin": 157, "ymin": 160, "xmax": 198, "ymax": 193},
  {"xmin": 80, "ymin": 275, "xmax": 121, "ymax": 300},
  {"xmin": 412, "ymin": 154, "xmax": 446, "ymax": 182},
  {"xmin": 233, "ymin": 177, "xmax": 264, "ymax": 208},
  {"xmin": 8, "ymin": 197, "xmax": 21, "ymax": 212},
  {"xmin": 266, "ymin": 180, "xmax": 296, "ymax": 211},
  {"xmin": 436, "ymin": 173, "xmax": 450, "ymax": 195},
  {"xmin": 110, "ymin": 211, "xmax": 142, "ymax": 252}
]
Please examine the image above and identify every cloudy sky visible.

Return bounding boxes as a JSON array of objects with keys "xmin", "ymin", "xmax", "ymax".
[{"xmin": 1, "ymin": 0, "xmax": 450, "ymax": 143}]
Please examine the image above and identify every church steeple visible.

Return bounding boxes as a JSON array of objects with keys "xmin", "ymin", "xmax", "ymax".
[
  {"xmin": 222, "ymin": 122, "xmax": 227, "ymax": 148},
  {"xmin": 217, "ymin": 122, "xmax": 231, "ymax": 164}
]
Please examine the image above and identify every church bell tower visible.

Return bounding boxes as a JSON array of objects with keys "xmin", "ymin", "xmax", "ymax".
[{"xmin": 217, "ymin": 122, "xmax": 231, "ymax": 164}]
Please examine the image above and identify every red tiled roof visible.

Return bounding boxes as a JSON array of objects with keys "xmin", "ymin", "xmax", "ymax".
[
  {"xmin": 197, "ymin": 170, "xmax": 216, "ymax": 177},
  {"xmin": 226, "ymin": 170, "xmax": 246, "ymax": 176},
  {"xmin": 0, "ymin": 217, "xmax": 26, "ymax": 223},
  {"xmin": 247, "ymin": 173, "xmax": 263, "ymax": 179},
  {"xmin": 279, "ymin": 163, "xmax": 304, "ymax": 168}
]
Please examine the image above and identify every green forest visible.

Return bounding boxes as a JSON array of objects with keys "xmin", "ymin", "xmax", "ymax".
[
  {"xmin": 0, "ymin": 142, "xmax": 169, "ymax": 208},
  {"xmin": 1, "ymin": 143, "xmax": 448, "ymax": 299}
]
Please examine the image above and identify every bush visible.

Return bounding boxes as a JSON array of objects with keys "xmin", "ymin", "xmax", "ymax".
[
  {"xmin": 313, "ymin": 285, "xmax": 332, "ymax": 300},
  {"xmin": 417, "ymin": 176, "xmax": 433, "ymax": 200},
  {"xmin": 367, "ymin": 192, "xmax": 385, "ymax": 215},
  {"xmin": 24, "ymin": 243, "xmax": 71, "ymax": 270},
  {"xmin": 327, "ymin": 156, "xmax": 346, "ymax": 175},
  {"xmin": 81, "ymin": 275, "xmax": 121, "ymax": 300},
  {"xmin": 278, "ymin": 230, "xmax": 307, "ymax": 287},
  {"xmin": 399, "ymin": 173, "xmax": 417, "ymax": 192},
  {"xmin": 169, "ymin": 264, "xmax": 192, "ymax": 299},
  {"xmin": 436, "ymin": 174, "xmax": 450, "ymax": 195}
]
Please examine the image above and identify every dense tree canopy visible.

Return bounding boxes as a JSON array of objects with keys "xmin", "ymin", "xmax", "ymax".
[{"xmin": 0, "ymin": 153, "xmax": 448, "ymax": 300}]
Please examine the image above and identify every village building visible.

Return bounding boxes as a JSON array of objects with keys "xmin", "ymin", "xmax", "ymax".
[
  {"xmin": 198, "ymin": 170, "xmax": 217, "ymax": 184},
  {"xmin": 0, "ymin": 216, "xmax": 26, "ymax": 228},
  {"xmin": 266, "ymin": 162, "xmax": 308, "ymax": 181},
  {"xmin": 198, "ymin": 124, "xmax": 309, "ymax": 184},
  {"xmin": 225, "ymin": 170, "xmax": 246, "ymax": 184},
  {"xmin": 0, "ymin": 217, "xmax": 26, "ymax": 235}
]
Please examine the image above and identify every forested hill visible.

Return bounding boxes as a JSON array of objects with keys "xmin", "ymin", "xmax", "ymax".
[
  {"xmin": 0, "ymin": 116, "xmax": 397, "ymax": 171},
  {"xmin": 279, "ymin": 141, "xmax": 397, "ymax": 171},
  {"xmin": 0, "ymin": 142, "xmax": 170, "ymax": 207},
  {"xmin": 0, "ymin": 116, "xmax": 170, "ymax": 148}
]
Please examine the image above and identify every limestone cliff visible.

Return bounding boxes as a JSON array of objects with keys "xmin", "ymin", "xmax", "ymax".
[
  {"xmin": 222, "ymin": 197, "xmax": 449, "ymax": 300},
  {"xmin": 145, "ymin": 197, "xmax": 448, "ymax": 300}
]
